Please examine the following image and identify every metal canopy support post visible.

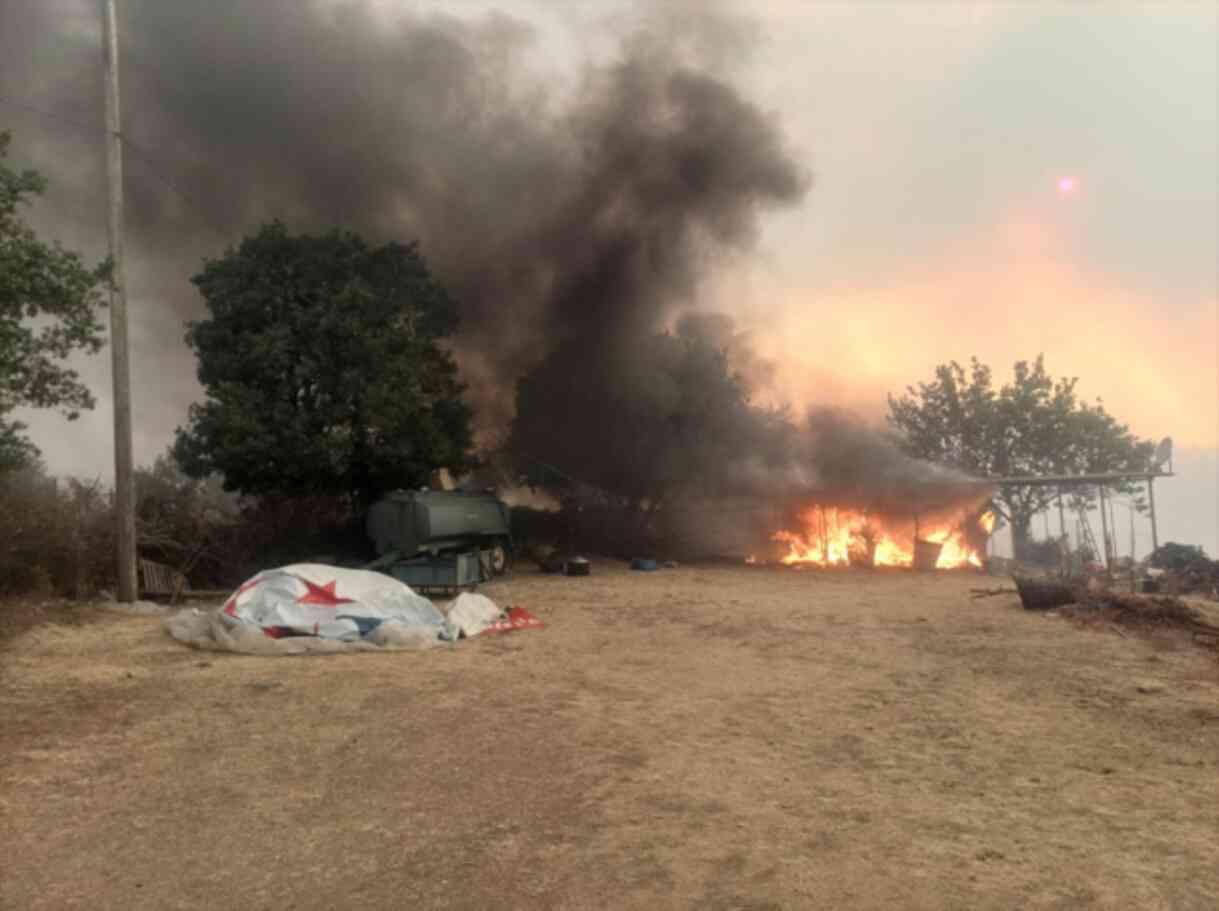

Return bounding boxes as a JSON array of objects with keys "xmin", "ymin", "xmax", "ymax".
[
  {"xmin": 1128, "ymin": 504, "xmax": 1135, "ymax": 563},
  {"xmin": 1147, "ymin": 477, "xmax": 1159, "ymax": 555},
  {"xmin": 1097, "ymin": 484, "xmax": 1111, "ymax": 571},
  {"xmin": 1056, "ymin": 487, "xmax": 1068, "ymax": 577}
]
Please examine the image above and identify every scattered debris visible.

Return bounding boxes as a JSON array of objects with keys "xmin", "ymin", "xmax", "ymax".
[
  {"xmin": 481, "ymin": 606, "xmax": 544, "ymax": 635},
  {"xmin": 1007, "ymin": 575, "xmax": 1219, "ymax": 653},
  {"xmin": 970, "ymin": 586, "xmax": 1017, "ymax": 599},
  {"xmin": 1059, "ymin": 592, "xmax": 1219, "ymax": 650}
]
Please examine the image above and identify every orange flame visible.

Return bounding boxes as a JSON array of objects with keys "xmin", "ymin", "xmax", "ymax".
[{"xmin": 774, "ymin": 507, "xmax": 994, "ymax": 570}]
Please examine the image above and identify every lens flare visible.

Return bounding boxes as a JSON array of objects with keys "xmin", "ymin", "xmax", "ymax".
[{"xmin": 1056, "ymin": 176, "xmax": 1078, "ymax": 195}]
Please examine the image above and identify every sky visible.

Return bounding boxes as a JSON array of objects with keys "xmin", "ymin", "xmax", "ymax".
[{"xmin": 4, "ymin": 0, "xmax": 1217, "ymax": 554}]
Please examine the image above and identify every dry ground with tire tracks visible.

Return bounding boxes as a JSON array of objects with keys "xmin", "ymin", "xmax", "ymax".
[{"xmin": 2, "ymin": 565, "xmax": 1217, "ymax": 910}]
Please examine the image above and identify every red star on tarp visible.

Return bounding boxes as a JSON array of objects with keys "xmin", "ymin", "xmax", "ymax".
[
  {"xmin": 223, "ymin": 577, "xmax": 263, "ymax": 617},
  {"xmin": 295, "ymin": 578, "xmax": 356, "ymax": 607}
]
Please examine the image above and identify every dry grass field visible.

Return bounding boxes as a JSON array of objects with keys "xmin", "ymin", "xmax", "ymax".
[{"xmin": 2, "ymin": 564, "xmax": 1217, "ymax": 910}]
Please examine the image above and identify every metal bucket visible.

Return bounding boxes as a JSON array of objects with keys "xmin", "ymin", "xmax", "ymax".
[
  {"xmin": 565, "ymin": 557, "xmax": 591, "ymax": 577},
  {"xmin": 848, "ymin": 540, "xmax": 876, "ymax": 568},
  {"xmin": 912, "ymin": 539, "xmax": 943, "ymax": 571}
]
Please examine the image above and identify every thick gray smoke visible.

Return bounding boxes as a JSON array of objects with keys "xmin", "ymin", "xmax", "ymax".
[
  {"xmin": 1, "ymin": 0, "xmax": 804, "ymax": 433},
  {"xmin": 2, "ymin": 0, "xmax": 982, "ymax": 538}
]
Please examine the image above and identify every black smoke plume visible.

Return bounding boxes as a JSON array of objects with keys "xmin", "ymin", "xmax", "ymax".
[
  {"xmin": 3, "ymin": 0, "xmax": 985, "ymax": 543},
  {"xmin": 2, "ymin": 0, "xmax": 805, "ymax": 434}
]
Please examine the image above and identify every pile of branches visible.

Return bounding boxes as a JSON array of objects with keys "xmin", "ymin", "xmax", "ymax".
[
  {"xmin": 1010, "ymin": 576, "xmax": 1219, "ymax": 653},
  {"xmin": 1060, "ymin": 593, "xmax": 1219, "ymax": 649}
]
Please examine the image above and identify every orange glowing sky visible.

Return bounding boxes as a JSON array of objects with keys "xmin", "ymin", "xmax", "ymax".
[
  {"xmin": 718, "ymin": 2, "xmax": 1218, "ymax": 450},
  {"xmin": 742, "ymin": 242, "xmax": 1217, "ymax": 448}
]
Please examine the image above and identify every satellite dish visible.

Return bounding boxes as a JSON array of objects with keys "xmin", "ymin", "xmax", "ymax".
[{"xmin": 1153, "ymin": 437, "xmax": 1173, "ymax": 472}]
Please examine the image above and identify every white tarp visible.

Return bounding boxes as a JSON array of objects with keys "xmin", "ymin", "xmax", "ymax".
[
  {"xmin": 217, "ymin": 563, "xmax": 446, "ymax": 641},
  {"xmin": 164, "ymin": 564, "xmax": 512, "ymax": 655},
  {"xmin": 163, "ymin": 563, "xmax": 452, "ymax": 653}
]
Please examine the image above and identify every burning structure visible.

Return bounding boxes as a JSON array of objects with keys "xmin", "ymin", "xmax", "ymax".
[
  {"xmin": 597, "ymin": 408, "xmax": 1004, "ymax": 568},
  {"xmin": 753, "ymin": 409, "xmax": 998, "ymax": 570},
  {"xmin": 771, "ymin": 499, "xmax": 997, "ymax": 570}
]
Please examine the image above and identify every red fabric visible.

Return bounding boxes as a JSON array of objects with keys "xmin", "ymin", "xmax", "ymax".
[
  {"xmin": 481, "ymin": 606, "xmax": 543, "ymax": 635},
  {"xmin": 295, "ymin": 579, "xmax": 356, "ymax": 606}
]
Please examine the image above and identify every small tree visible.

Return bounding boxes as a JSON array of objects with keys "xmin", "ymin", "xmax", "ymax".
[
  {"xmin": 134, "ymin": 452, "xmax": 240, "ymax": 585},
  {"xmin": 174, "ymin": 222, "xmax": 473, "ymax": 508},
  {"xmin": 0, "ymin": 132, "xmax": 108, "ymax": 471},
  {"xmin": 888, "ymin": 356, "xmax": 1154, "ymax": 558}
]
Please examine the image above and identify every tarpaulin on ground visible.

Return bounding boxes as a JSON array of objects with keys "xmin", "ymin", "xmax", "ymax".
[
  {"xmin": 219, "ymin": 564, "xmax": 446, "ymax": 641},
  {"xmin": 166, "ymin": 564, "xmax": 451, "ymax": 654},
  {"xmin": 164, "ymin": 564, "xmax": 544, "ymax": 655}
]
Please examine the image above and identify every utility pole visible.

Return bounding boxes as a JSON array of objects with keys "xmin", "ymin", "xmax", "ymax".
[{"xmin": 103, "ymin": 0, "xmax": 137, "ymax": 602}]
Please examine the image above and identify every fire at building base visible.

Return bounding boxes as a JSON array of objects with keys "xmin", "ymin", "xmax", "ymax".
[
  {"xmin": 743, "ymin": 485, "xmax": 997, "ymax": 570},
  {"xmin": 770, "ymin": 504, "xmax": 997, "ymax": 569}
]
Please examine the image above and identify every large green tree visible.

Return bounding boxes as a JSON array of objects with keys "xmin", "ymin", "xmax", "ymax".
[
  {"xmin": 174, "ymin": 222, "xmax": 473, "ymax": 507},
  {"xmin": 888, "ymin": 356, "xmax": 1155, "ymax": 557},
  {"xmin": 0, "ymin": 132, "xmax": 107, "ymax": 471}
]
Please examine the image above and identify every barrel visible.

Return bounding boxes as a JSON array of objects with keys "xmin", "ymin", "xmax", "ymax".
[{"xmin": 912, "ymin": 539, "xmax": 944, "ymax": 571}]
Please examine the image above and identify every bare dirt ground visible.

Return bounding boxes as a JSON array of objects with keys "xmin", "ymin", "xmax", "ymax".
[{"xmin": 2, "ymin": 564, "xmax": 1217, "ymax": 910}]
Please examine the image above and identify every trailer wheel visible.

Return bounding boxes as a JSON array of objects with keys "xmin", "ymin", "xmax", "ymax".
[{"xmin": 489, "ymin": 540, "xmax": 509, "ymax": 575}]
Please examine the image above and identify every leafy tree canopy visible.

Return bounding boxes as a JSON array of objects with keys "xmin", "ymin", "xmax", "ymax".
[
  {"xmin": 0, "ymin": 131, "xmax": 108, "ymax": 472},
  {"xmin": 887, "ymin": 356, "xmax": 1155, "ymax": 553},
  {"xmin": 174, "ymin": 222, "xmax": 473, "ymax": 507},
  {"xmin": 1149, "ymin": 541, "xmax": 1209, "ymax": 571}
]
